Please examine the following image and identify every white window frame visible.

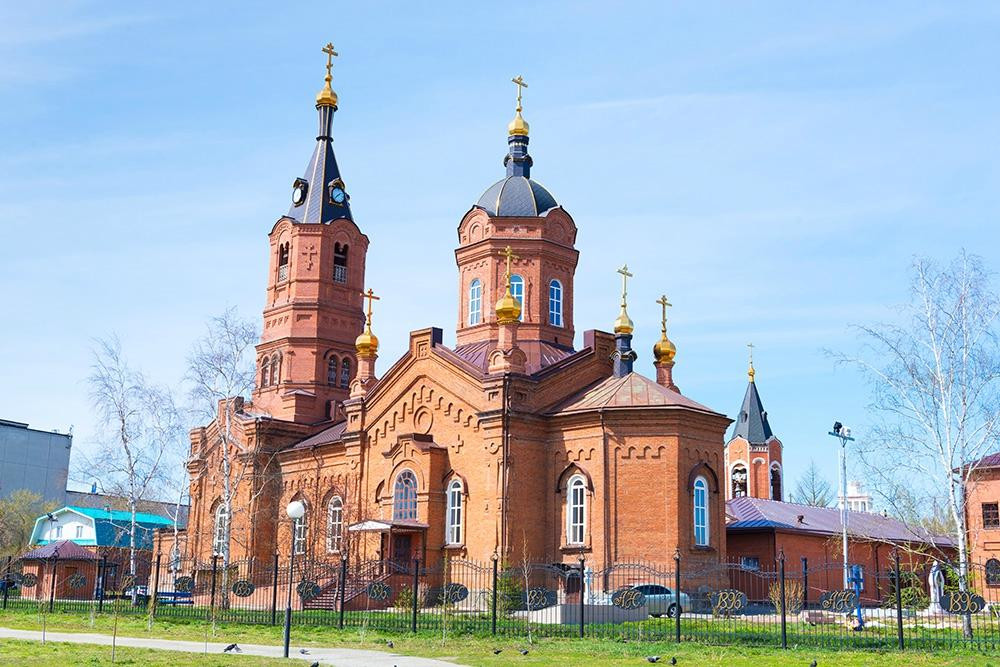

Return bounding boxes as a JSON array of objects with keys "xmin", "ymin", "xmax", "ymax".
[
  {"xmin": 566, "ymin": 474, "xmax": 586, "ymax": 545},
  {"xmin": 548, "ymin": 279, "xmax": 563, "ymax": 327},
  {"xmin": 326, "ymin": 496, "xmax": 343, "ymax": 553},
  {"xmin": 510, "ymin": 274, "xmax": 524, "ymax": 321},
  {"xmin": 54, "ymin": 525, "xmax": 63, "ymax": 539},
  {"xmin": 293, "ymin": 510, "xmax": 308, "ymax": 556},
  {"xmin": 212, "ymin": 504, "xmax": 229, "ymax": 557},
  {"xmin": 446, "ymin": 479, "xmax": 463, "ymax": 545},
  {"xmin": 75, "ymin": 525, "xmax": 84, "ymax": 539},
  {"xmin": 693, "ymin": 476, "xmax": 709, "ymax": 546},
  {"xmin": 468, "ymin": 279, "xmax": 482, "ymax": 325}
]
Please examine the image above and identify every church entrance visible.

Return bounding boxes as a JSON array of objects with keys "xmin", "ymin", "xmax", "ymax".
[{"xmin": 391, "ymin": 533, "xmax": 412, "ymax": 568}]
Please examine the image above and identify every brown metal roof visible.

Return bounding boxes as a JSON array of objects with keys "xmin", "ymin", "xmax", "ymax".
[
  {"xmin": 21, "ymin": 540, "xmax": 99, "ymax": 561},
  {"xmin": 547, "ymin": 372, "xmax": 722, "ymax": 416},
  {"xmin": 289, "ymin": 420, "xmax": 348, "ymax": 450}
]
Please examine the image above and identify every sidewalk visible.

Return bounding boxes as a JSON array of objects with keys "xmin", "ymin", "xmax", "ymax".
[{"xmin": 0, "ymin": 627, "xmax": 464, "ymax": 666}]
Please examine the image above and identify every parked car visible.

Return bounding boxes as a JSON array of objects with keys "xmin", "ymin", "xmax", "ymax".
[
  {"xmin": 630, "ymin": 583, "xmax": 690, "ymax": 618},
  {"xmin": 0, "ymin": 579, "xmax": 18, "ymax": 594}
]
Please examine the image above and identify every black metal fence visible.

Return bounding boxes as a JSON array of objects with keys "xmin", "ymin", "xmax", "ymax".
[{"xmin": 3, "ymin": 551, "xmax": 999, "ymax": 651}]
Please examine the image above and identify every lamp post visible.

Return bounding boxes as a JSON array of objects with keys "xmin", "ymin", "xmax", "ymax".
[
  {"xmin": 283, "ymin": 500, "xmax": 305, "ymax": 659},
  {"xmin": 828, "ymin": 422, "xmax": 855, "ymax": 589}
]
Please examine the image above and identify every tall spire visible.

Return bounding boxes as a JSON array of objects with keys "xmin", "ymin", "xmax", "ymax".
[
  {"xmin": 287, "ymin": 42, "xmax": 352, "ymax": 223},
  {"xmin": 732, "ymin": 348, "xmax": 773, "ymax": 444},
  {"xmin": 504, "ymin": 75, "xmax": 533, "ymax": 178}
]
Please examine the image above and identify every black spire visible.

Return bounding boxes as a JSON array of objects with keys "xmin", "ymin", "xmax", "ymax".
[{"xmin": 732, "ymin": 378, "xmax": 774, "ymax": 444}]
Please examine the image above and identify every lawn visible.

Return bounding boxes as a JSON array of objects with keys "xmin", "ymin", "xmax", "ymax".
[
  {"xmin": 0, "ymin": 609, "xmax": 997, "ymax": 666},
  {"xmin": 0, "ymin": 639, "xmax": 288, "ymax": 666}
]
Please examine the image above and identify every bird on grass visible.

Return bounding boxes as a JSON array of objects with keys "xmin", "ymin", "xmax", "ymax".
[
  {"xmin": 519, "ymin": 649, "xmax": 529, "ymax": 655},
  {"xmin": 310, "ymin": 662, "xmax": 320, "ymax": 667},
  {"xmin": 646, "ymin": 658, "xmax": 660, "ymax": 664},
  {"xmin": 386, "ymin": 640, "xmax": 394, "ymax": 648},
  {"xmin": 810, "ymin": 661, "xmax": 817, "ymax": 667},
  {"xmin": 493, "ymin": 648, "xmax": 503, "ymax": 654},
  {"xmin": 223, "ymin": 643, "xmax": 240, "ymax": 653},
  {"xmin": 670, "ymin": 659, "xmax": 677, "ymax": 665}
]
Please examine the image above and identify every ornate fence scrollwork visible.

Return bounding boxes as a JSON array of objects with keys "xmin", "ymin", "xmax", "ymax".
[
  {"xmin": 710, "ymin": 589, "xmax": 748, "ymax": 615},
  {"xmin": 611, "ymin": 587, "xmax": 646, "ymax": 610},
  {"xmin": 441, "ymin": 583, "xmax": 469, "ymax": 604},
  {"xmin": 20, "ymin": 573, "xmax": 37, "ymax": 588},
  {"xmin": 941, "ymin": 591, "xmax": 987, "ymax": 615},
  {"xmin": 174, "ymin": 576, "xmax": 194, "ymax": 593},
  {"xmin": 67, "ymin": 573, "xmax": 87, "ymax": 590},
  {"xmin": 296, "ymin": 580, "xmax": 321, "ymax": 602},
  {"xmin": 231, "ymin": 579, "xmax": 255, "ymax": 598},
  {"xmin": 366, "ymin": 581, "xmax": 391, "ymax": 602},
  {"xmin": 819, "ymin": 589, "xmax": 856, "ymax": 613},
  {"xmin": 525, "ymin": 587, "xmax": 557, "ymax": 610}
]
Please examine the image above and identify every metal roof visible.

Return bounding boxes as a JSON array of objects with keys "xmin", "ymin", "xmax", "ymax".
[
  {"xmin": 21, "ymin": 540, "xmax": 98, "ymax": 561},
  {"xmin": 475, "ymin": 176, "xmax": 558, "ymax": 217},
  {"xmin": 548, "ymin": 372, "xmax": 724, "ymax": 416},
  {"xmin": 731, "ymin": 379, "xmax": 774, "ymax": 444}
]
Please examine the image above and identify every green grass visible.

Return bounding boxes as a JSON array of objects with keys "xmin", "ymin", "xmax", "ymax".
[
  {"xmin": 0, "ymin": 639, "xmax": 288, "ymax": 665},
  {"xmin": 0, "ymin": 608, "xmax": 998, "ymax": 666}
]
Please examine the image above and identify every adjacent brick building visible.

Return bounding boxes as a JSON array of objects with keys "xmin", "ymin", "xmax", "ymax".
[
  {"xmin": 169, "ymin": 54, "xmax": 733, "ymax": 580},
  {"xmin": 963, "ymin": 452, "xmax": 1000, "ymax": 591}
]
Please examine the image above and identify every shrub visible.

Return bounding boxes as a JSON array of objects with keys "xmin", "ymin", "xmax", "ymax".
[{"xmin": 768, "ymin": 579, "xmax": 804, "ymax": 615}]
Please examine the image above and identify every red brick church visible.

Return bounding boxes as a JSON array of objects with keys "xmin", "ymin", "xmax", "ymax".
[{"xmin": 176, "ymin": 48, "xmax": 735, "ymax": 573}]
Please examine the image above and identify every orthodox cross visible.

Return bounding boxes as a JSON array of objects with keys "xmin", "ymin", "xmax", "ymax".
[
  {"xmin": 322, "ymin": 42, "xmax": 338, "ymax": 82},
  {"xmin": 301, "ymin": 243, "xmax": 318, "ymax": 270},
  {"xmin": 617, "ymin": 264, "xmax": 633, "ymax": 308},
  {"xmin": 501, "ymin": 245, "xmax": 519, "ymax": 288},
  {"xmin": 747, "ymin": 342, "xmax": 754, "ymax": 364},
  {"xmin": 361, "ymin": 288, "xmax": 380, "ymax": 326},
  {"xmin": 747, "ymin": 342, "xmax": 756, "ymax": 381},
  {"xmin": 656, "ymin": 294, "xmax": 672, "ymax": 334},
  {"xmin": 512, "ymin": 75, "xmax": 528, "ymax": 112}
]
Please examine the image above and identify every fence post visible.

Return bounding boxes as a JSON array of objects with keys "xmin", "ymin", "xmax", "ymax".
[
  {"xmin": 801, "ymin": 556, "xmax": 808, "ymax": 610},
  {"xmin": 2, "ymin": 555, "xmax": 11, "ymax": 610},
  {"xmin": 98, "ymin": 556, "xmax": 108, "ymax": 613},
  {"xmin": 338, "ymin": 555, "xmax": 347, "ymax": 629},
  {"xmin": 778, "ymin": 551, "xmax": 787, "ymax": 650},
  {"xmin": 673, "ymin": 549, "xmax": 681, "ymax": 643},
  {"xmin": 411, "ymin": 558, "xmax": 419, "ymax": 634},
  {"xmin": 270, "ymin": 553, "xmax": 279, "ymax": 626},
  {"xmin": 209, "ymin": 555, "xmax": 218, "ymax": 621},
  {"xmin": 491, "ymin": 554, "xmax": 498, "ymax": 636},
  {"xmin": 577, "ymin": 557, "xmax": 586, "ymax": 638},
  {"xmin": 48, "ymin": 556, "xmax": 58, "ymax": 613},
  {"xmin": 894, "ymin": 550, "xmax": 904, "ymax": 650},
  {"xmin": 150, "ymin": 555, "xmax": 161, "ymax": 620}
]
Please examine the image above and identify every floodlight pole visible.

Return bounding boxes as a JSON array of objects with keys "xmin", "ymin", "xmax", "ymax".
[{"xmin": 829, "ymin": 426, "xmax": 855, "ymax": 588}]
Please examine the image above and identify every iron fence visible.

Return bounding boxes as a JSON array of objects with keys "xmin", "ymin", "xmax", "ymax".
[{"xmin": 2, "ymin": 551, "xmax": 999, "ymax": 651}]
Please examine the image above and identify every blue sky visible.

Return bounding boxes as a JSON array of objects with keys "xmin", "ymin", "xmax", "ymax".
[{"xmin": 2, "ymin": 2, "xmax": 998, "ymax": 497}]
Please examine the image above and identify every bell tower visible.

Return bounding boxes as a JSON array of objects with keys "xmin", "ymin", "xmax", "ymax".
[{"xmin": 252, "ymin": 43, "xmax": 369, "ymax": 424}]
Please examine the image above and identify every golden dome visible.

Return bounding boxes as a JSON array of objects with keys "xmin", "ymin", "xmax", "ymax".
[
  {"xmin": 508, "ymin": 111, "xmax": 529, "ymax": 136},
  {"xmin": 653, "ymin": 333, "xmax": 676, "ymax": 364},
  {"xmin": 613, "ymin": 306, "xmax": 634, "ymax": 335},
  {"xmin": 355, "ymin": 325, "xmax": 379, "ymax": 357},
  {"xmin": 748, "ymin": 361, "xmax": 755, "ymax": 382},
  {"xmin": 495, "ymin": 289, "xmax": 522, "ymax": 324},
  {"xmin": 316, "ymin": 80, "xmax": 338, "ymax": 108}
]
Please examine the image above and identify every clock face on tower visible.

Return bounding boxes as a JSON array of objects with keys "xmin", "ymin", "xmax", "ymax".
[
  {"xmin": 328, "ymin": 179, "xmax": 347, "ymax": 205},
  {"xmin": 291, "ymin": 179, "xmax": 308, "ymax": 206}
]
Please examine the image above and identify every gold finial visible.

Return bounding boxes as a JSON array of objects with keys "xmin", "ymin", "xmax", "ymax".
[
  {"xmin": 508, "ymin": 75, "xmax": 530, "ymax": 136},
  {"xmin": 747, "ymin": 342, "xmax": 755, "ymax": 382},
  {"xmin": 495, "ymin": 246, "xmax": 522, "ymax": 324},
  {"xmin": 653, "ymin": 294, "xmax": 676, "ymax": 364},
  {"xmin": 613, "ymin": 264, "xmax": 634, "ymax": 334},
  {"xmin": 355, "ymin": 288, "xmax": 380, "ymax": 357},
  {"xmin": 316, "ymin": 42, "xmax": 339, "ymax": 108}
]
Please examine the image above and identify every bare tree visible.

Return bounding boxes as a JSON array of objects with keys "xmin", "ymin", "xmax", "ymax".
[
  {"xmin": 790, "ymin": 460, "xmax": 834, "ymax": 507},
  {"xmin": 838, "ymin": 252, "xmax": 1000, "ymax": 635},
  {"xmin": 186, "ymin": 308, "xmax": 258, "ymax": 573},
  {"xmin": 84, "ymin": 336, "xmax": 182, "ymax": 590}
]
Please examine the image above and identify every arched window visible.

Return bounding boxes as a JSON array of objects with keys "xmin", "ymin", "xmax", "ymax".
[
  {"xmin": 731, "ymin": 464, "xmax": 748, "ymax": 498},
  {"xmin": 510, "ymin": 274, "xmax": 524, "ymax": 321},
  {"xmin": 393, "ymin": 470, "xmax": 418, "ymax": 521},
  {"xmin": 446, "ymin": 479, "xmax": 463, "ymax": 545},
  {"xmin": 770, "ymin": 465, "xmax": 782, "ymax": 501},
  {"xmin": 548, "ymin": 280, "xmax": 563, "ymax": 327},
  {"xmin": 212, "ymin": 504, "xmax": 229, "ymax": 557},
  {"xmin": 693, "ymin": 476, "xmax": 709, "ymax": 546},
  {"xmin": 327, "ymin": 496, "xmax": 343, "ymax": 553},
  {"xmin": 339, "ymin": 357, "xmax": 351, "ymax": 389},
  {"xmin": 292, "ymin": 504, "xmax": 308, "ymax": 555},
  {"xmin": 278, "ymin": 242, "xmax": 290, "ymax": 281},
  {"xmin": 333, "ymin": 243, "xmax": 348, "ymax": 283},
  {"xmin": 327, "ymin": 356, "xmax": 338, "ymax": 386},
  {"xmin": 271, "ymin": 354, "xmax": 281, "ymax": 384},
  {"xmin": 986, "ymin": 558, "xmax": 1000, "ymax": 586},
  {"xmin": 260, "ymin": 358, "xmax": 270, "ymax": 388},
  {"xmin": 566, "ymin": 475, "xmax": 586, "ymax": 545},
  {"xmin": 468, "ymin": 279, "xmax": 482, "ymax": 326}
]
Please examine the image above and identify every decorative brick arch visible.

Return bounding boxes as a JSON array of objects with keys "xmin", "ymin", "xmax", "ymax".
[
  {"xmin": 555, "ymin": 463, "xmax": 595, "ymax": 493},
  {"xmin": 686, "ymin": 462, "xmax": 720, "ymax": 494}
]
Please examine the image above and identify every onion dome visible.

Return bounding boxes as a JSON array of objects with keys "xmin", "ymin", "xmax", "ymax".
[
  {"xmin": 613, "ymin": 307, "xmax": 634, "ymax": 335},
  {"xmin": 316, "ymin": 43, "xmax": 339, "ymax": 108},
  {"xmin": 495, "ymin": 288, "xmax": 522, "ymax": 324},
  {"xmin": 653, "ymin": 333, "xmax": 676, "ymax": 364},
  {"xmin": 355, "ymin": 326, "xmax": 378, "ymax": 358},
  {"xmin": 508, "ymin": 109, "xmax": 529, "ymax": 136}
]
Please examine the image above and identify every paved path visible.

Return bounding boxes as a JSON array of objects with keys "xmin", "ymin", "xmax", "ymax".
[{"xmin": 0, "ymin": 627, "xmax": 464, "ymax": 666}]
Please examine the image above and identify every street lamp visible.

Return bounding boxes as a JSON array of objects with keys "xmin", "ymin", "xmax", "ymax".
[
  {"xmin": 828, "ymin": 422, "xmax": 855, "ymax": 589},
  {"xmin": 283, "ymin": 500, "xmax": 305, "ymax": 659}
]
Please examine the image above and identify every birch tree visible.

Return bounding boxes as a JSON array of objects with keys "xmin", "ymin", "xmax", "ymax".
[
  {"xmin": 186, "ymin": 308, "xmax": 258, "ymax": 573},
  {"xmin": 839, "ymin": 252, "xmax": 1000, "ymax": 634},
  {"xmin": 84, "ymin": 337, "xmax": 182, "ymax": 595}
]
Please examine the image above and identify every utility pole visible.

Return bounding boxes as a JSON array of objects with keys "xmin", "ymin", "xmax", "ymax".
[{"xmin": 828, "ymin": 422, "xmax": 855, "ymax": 588}]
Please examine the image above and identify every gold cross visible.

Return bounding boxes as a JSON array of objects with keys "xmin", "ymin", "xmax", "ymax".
[
  {"xmin": 512, "ymin": 75, "xmax": 528, "ymax": 112},
  {"xmin": 500, "ymin": 245, "xmax": 520, "ymax": 288},
  {"xmin": 361, "ymin": 288, "xmax": 380, "ymax": 326},
  {"xmin": 656, "ymin": 294, "xmax": 672, "ymax": 333},
  {"xmin": 617, "ymin": 264, "xmax": 633, "ymax": 307},
  {"xmin": 322, "ymin": 42, "xmax": 338, "ymax": 82},
  {"xmin": 747, "ymin": 342, "xmax": 754, "ymax": 364}
]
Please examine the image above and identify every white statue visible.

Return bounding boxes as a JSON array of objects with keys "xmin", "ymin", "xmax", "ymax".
[{"xmin": 927, "ymin": 561, "xmax": 945, "ymax": 613}]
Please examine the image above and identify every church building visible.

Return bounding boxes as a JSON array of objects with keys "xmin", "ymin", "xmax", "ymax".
[{"xmin": 177, "ymin": 47, "xmax": 733, "ymax": 574}]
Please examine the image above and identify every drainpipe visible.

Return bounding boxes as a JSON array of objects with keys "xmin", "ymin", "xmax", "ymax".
[
  {"xmin": 600, "ymin": 409, "xmax": 611, "ymax": 583},
  {"xmin": 500, "ymin": 373, "xmax": 511, "ymax": 560}
]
